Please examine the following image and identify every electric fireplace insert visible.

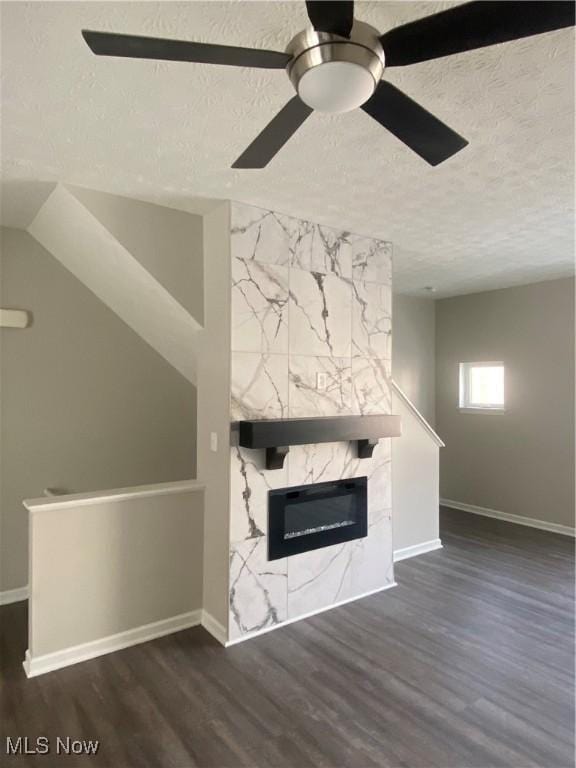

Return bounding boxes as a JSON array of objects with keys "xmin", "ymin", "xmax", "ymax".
[{"xmin": 268, "ymin": 477, "xmax": 367, "ymax": 560}]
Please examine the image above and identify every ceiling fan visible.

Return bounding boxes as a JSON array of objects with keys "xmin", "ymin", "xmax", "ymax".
[{"xmin": 82, "ymin": 1, "xmax": 574, "ymax": 169}]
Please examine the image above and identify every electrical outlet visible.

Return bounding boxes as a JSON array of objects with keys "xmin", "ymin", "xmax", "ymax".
[
  {"xmin": 210, "ymin": 432, "xmax": 218, "ymax": 452},
  {"xmin": 316, "ymin": 372, "xmax": 328, "ymax": 391}
]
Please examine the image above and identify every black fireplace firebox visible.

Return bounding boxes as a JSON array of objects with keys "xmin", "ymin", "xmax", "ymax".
[{"xmin": 268, "ymin": 477, "xmax": 367, "ymax": 560}]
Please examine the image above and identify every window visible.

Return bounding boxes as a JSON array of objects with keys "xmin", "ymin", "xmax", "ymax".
[{"xmin": 459, "ymin": 362, "xmax": 505, "ymax": 411}]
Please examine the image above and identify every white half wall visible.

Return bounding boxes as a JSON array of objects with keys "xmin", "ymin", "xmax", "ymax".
[
  {"xmin": 24, "ymin": 480, "xmax": 205, "ymax": 674},
  {"xmin": 392, "ymin": 385, "xmax": 442, "ymax": 554}
]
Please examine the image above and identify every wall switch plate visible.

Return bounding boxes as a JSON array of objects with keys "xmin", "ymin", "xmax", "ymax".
[
  {"xmin": 316, "ymin": 372, "xmax": 328, "ymax": 391},
  {"xmin": 210, "ymin": 432, "xmax": 218, "ymax": 452}
]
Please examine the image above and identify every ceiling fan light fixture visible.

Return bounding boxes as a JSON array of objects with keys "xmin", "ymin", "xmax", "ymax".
[
  {"xmin": 297, "ymin": 60, "xmax": 376, "ymax": 113},
  {"xmin": 286, "ymin": 22, "xmax": 385, "ymax": 113}
]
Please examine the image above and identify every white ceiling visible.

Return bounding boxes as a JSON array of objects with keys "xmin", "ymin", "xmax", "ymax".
[{"xmin": 2, "ymin": 1, "xmax": 574, "ymax": 297}]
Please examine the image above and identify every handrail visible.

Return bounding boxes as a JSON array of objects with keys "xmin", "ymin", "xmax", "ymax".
[
  {"xmin": 391, "ymin": 380, "xmax": 445, "ymax": 448},
  {"xmin": 24, "ymin": 479, "xmax": 205, "ymax": 514}
]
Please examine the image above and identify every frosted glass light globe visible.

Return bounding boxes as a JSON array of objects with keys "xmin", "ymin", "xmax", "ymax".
[{"xmin": 297, "ymin": 60, "xmax": 376, "ymax": 113}]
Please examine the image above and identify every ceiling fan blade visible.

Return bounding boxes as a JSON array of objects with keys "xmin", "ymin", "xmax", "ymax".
[
  {"xmin": 362, "ymin": 81, "xmax": 468, "ymax": 166},
  {"xmin": 232, "ymin": 97, "xmax": 313, "ymax": 169},
  {"xmin": 305, "ymin": 1, "xmax": 354, "ymax": 38},
  {"xmin": 380, "ymin": 1, "xmax": 575, "ymax": 67},
  {"xmin": 82, "ymin": 30, "xmax": 292, "ymax": 69}
]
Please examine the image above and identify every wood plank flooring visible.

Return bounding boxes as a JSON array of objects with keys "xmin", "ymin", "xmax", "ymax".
[{"xmin": 1, "ymin": 507, "xmax": 574, "ymax": 767}]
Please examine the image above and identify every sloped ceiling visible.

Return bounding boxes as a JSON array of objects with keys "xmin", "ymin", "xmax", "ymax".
[{"xmin": 1, "ymin": 1, "xmax": 574, "ymax": 296}]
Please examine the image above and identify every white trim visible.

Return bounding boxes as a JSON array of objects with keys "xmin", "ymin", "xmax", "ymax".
[
  {"xmin": 201, "ymin": 610, "xmax": 228, "ymax": 646},
  {"xmin": 393, "ymin": 539, "xmax": 443, "ymax": 562},
  {"xmin": 391, "ymin": 380, "xmax": 445, "ymax": 447},
  {"xmin": 22, "ymin": 609, "xmax": 202, "ymax": 677},
  {"xmin": 441, "ymin": 499, "xmax": 575, "ymax": 537},
  {"xmin": 0, "ymin": 585, "xmax": 29, "ymax": 605},
  {"xmin": 24, "ymin": 479, "xmax": 205, "ymax": 514},
  {"xmin": 458, "ymin": 407, "xmax": 506, "ymax": 416},
  {"xmin": 226, "ymin": 582, "xmax": 397, "ymax": 647}
]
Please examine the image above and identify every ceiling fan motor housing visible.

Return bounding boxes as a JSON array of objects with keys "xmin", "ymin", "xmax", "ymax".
[{"xmin": 286, "ymin": 22, "xmax": 385, "ymax": 113}]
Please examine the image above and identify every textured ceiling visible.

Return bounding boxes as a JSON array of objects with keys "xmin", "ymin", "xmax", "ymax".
[{"xmin": 1, "ymin": 1, "xmax": 574, "ymax": 296}]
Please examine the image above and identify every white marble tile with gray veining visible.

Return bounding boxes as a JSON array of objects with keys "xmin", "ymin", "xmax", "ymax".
[
  {"xmin": 290, "ymin": 224, "xmax": 353, "ymax": 278},
  {"xmin": 286, "ymin": 509, "xmax": 393, "ymax": 619},
  {"xmin": 227, "ymin": 202, "xmax": 395, "ymax": 637},
  {"xmin": 366, "ymin": 439, "xmax": 392, "ymax": 511},
  {"xmin": 349, "ymin": 510, "xmax": 394, "ymax": 595},
  {"xmin": 230, "ymin": 445, "xmax": 288, "ymax": 544},
  {"xmin": 287, "ymin": 441, "xmax": 361, "ymax": 487},
  {"xmin": 231, "ymin": 202, "xmax": 290, "ymax": 266},
  {"xmin": 352, "ymin": 280, "xmax": 391, "ymax": 359},
  {"xmin": 287, "ymin": 541, "xmax": 355, "ymax": 618},
  {"xmin": 278, "ymin": 215, "xmax": 315, "ymax": 269},
  {"xmin": 351, "ymin": 238, "xmax": 392, "ymax": 285},
  {"xmin": 289, "ymin": 356, "xmax": 352, "ymax": 417},
  {"xmin": 229, "ymin": 537, "xmax": 287, "ymax": 640},
  {"xmin": 351, "ymin": 357, "xmax": 392, "ymax": 415},
  {"xmin": 231, "ymin": 352, "xmax": 288, "ymax": 420},
  {"xmin": 288, "ymin": 438, "xmax": 391, "ymax": 511},
  {"xmin": 231, "ymin": 257, "xmax": 289, "ymax": 354},
  {"xmin": 289, "ymin": 268, "xmax": 352, "ymax": 358}
]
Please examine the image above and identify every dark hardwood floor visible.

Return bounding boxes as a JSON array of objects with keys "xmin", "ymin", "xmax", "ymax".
[{"xmin": 1, "ymin": 507, "xmax": 574, "ymax": 767}]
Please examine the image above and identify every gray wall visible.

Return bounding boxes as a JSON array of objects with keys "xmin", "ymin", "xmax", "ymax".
[
  {"xmin": 392, "ymin": 294, "xmax": 436, "ymax": 426},
  {"xmin": 1, "ymin": 227, "xmax": 197, "ymax": 592},
  {"xmin": 436, "ymin": 277, "xmax": 575, "ymax": 528},
  {"xmin": 71, "ymin": 186, "xmax": 204, "ymax": 324},
  {"xmin": 198, "ymin": 203, "xmax": 232, "ymax": 630}
]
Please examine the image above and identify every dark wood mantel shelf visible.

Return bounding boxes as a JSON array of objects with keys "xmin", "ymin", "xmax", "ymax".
[{"xmin": 238, "ymin": 414, "xmax": 402, "ymax": 470}]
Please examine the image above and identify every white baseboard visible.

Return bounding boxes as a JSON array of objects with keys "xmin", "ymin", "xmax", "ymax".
[
  {"xmin": 441, "ymin": 499, "xmax": 576, "ymax": 538},
  {"xmin": 226, "ymin": 581, "xmax": 397, "ymax": 647},
  {"xmin": 201, "ymin": 610, "xmax": 227, "ymax": 646},
  {"xmin": 394, "ymin": 539, "xmax": 443, "ymax": 562},
  {"xmin": 23, "ymin": 609, "xmax": 202, "ymax": 678},
  {"xmin": 0, "ymin": 585, "xmax": 29, "ymax": 605}
]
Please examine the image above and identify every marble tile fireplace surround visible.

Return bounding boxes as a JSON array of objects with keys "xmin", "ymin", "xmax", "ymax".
[{"xmin": 227, "ymin": 202, "xmax": 395, "ymax": 642}]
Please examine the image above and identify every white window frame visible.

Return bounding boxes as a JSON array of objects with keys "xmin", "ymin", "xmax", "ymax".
[{"xmin": 459, "ymin": 361, "xmax": 505, "ymax": 413}]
